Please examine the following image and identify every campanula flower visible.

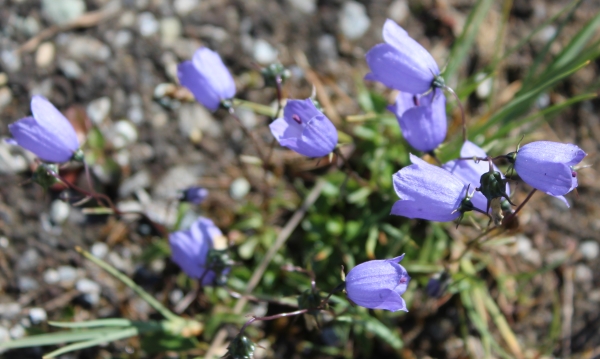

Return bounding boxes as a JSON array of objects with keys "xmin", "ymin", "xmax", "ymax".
[
  {"xmin": 180, "ymin": 186, "xmax": 208, "ymax": 205},
  {"xmin": 169, "ymin": 217, "xmax": 228, "ymax": 285},
  {"xmin": 392, "ymin": 154, "xmax": 472, "ymax": 222},
  {"xmin": 508, "ymin": 141, "xmax": 586, "ymax": 206},
  {"xmin": 387, "ymin": 89, "xmax": 447, "ymax": 152},
  {"xmin": 443, "ymin": 141, "xmax": 510, "ymax": 213},
  {"xmin": 269, "ymin": 99, "xmax": 338, "ymax": 158},
  {"xmin": 365, "ymin": 19, "xmax": 441, "ymax": 94},
  {"xmin": 177, "ymin": 47, "xmax": 236, "ymax": 112},
  {"xmin": 7, "ymin": 96, "xmax": 80, "ymax": 163},
  {"xmin": 345, "ymin": 254, "xmax": 410, "ymax": 312}
]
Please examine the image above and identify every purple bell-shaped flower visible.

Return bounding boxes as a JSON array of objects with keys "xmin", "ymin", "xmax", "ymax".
[
  {"xmin": 508, "ymin": 141, "xmax": 586, "ymax": 207},
  {"xmin": 8, "ymin": 96, "xmax": 80, "ymax": 163},
  {"xmin": 387, "ymin": 89, "xmax": 447, "ymax": 152},
  {"xmin": 269, "ymin": 99, "xmax": 338, "ymax": 158},
  {"xmin": 169, "ymin": 217, "xmax": 228, "ymax": 285},
  {"xmin": 365, "ymin": 19, "xmax": 442, "ymax": 94},
  {"xmin": 177, "ymin": 47, "xmax": 236, "ymax": 112},
  {"xmin": 345, "ymin": 254, "xmax": 410, "ymax": 312},
  {"xmin": 392, "ymin": 154, "xmax": 472, "ymax": 222}
]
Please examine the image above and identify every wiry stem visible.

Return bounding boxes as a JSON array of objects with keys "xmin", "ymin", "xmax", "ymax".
[{"xmin": 443, "ymin": 86, "xmax": 466, "ymax": 142}]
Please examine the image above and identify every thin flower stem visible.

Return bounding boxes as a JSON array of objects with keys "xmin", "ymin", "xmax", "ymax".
[
  {"xmin": 443, "ymin": 86, "xmax": 466, "ymax": 142},
  {"xmin": 239, "ymin": 309, "xmax": 309, "ymax": 335},
  {"xmin": 274, "ymin": 75, "xmax": 283, "ymax": 120},
  {"xmin": 228, "ymin": 107, "xmax": 265, "ymax": 161},
  {"xmin": 451, "ymin": 188, "xmax": 537, "ymax": 263}
]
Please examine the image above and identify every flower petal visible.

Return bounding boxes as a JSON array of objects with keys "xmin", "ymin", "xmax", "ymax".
[
  {"xmin": 8, "ymin": 116, "xmax": 76, "ymax": 163},
  {"xmin": 192, "ymin": 47, "xmax": 236, "ymax": 101},
  {"xmin": 30, "ymin": 95, "xmax": 80, "ymax": 153},
  {"xmin": 518, "ymin": 141, "xmax": 586, "ymax": 166},
  {"xmin": 283, "ymin": 99, "xmax": 322, "ymax": 122},
  {"xmin": 392, "ymin": 154, "xmax": 466, "ymax": 221},
  {"xmin": 298, "ymin": 115, "xmax": 338, "ymax": 157},
  {"xmin": 178, "ymin": 60, "xmax": 221, "ymax": 111},
  {"xmin": 365, "ymin": 43, "xmax": 435, "ymax": 94},
  {"xmin": 382, "ymin": 19, "xmax": 439, "ymax": 76}
]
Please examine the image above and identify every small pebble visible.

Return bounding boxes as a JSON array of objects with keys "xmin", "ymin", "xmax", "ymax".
[
  {"xmin": 42, "ymin": 0, "xmax": 86, "ymax": 25},
  {"xmin": 57, "ymin": 265, "xmax": 78, "ymax": 285},
  {"xmin": 574, "ymin": 264, "xmax": 593, "ymax": 283},
  {"xmin": 174, "ymin": 0, "xmax": 199, "ymax": 15},
  {"xmin": 230, "ymin": 177, "xmax": 251, "ymax": 200},
  {"xmin": 160, "ymin": 17, "xmax": 182, "ymax": 44},
  {"xmin": 339, "ymin": 1, "xmax": 371, "ymax": 40},
  {"xmin": 0, "ymin": 49, "xmax": 21, "ymax": 73},
  {"xmin": 475, "ymin": 73, "xmax": 493, "ymax": 99},
  {"xmin": 58, "ymin": 58, "xmax": 83, "ymax": 79},
  {"xmin": 43, "ymin": 269, "xmax": 60, "ymax": 284},
  {"xmin": 0, "ymin": 236, "xmax": 8, "ymax": 248},
  {"xmin": 87, "ymin": 97, "xmax": 111, "ymax": 125},
  {"xmin": 66, "ymin": 36, "xmax": 111, "ymax": 62},
  {"xmin": 112, "ymin": 120, "xmax": 138, "ymax": 149},
  {"xmin": 9, "ymin": 324, "xmax": 25, "ymax": 339},
  {"xmin": 35, "ymin": 42, "xmax": 55, "ymax": 68},
  {"xmin": 0, "ymin": 72, "xmax": 7, "ymax": 86},
  {"xmin": 17, "ymin": 249, "xmax": 39, "ymax": 271},
  {"xmin": 0, "ymin": 326, "xmax": 9, "ymax": 343},
  {"xmin": 169, "ymin": 289, "xmax": 184, "ymax": 304},
  {"xmin": 91, "ymin": 242, "xmax": 109, "ymax": 259},
  {"xmin": 318, "ymin": 35, "xmax": 338, "ymax": 61},
  {"xmin": 29, "ymin": 308, "xmax": 47, "ymax": 325},
  {"xmin": 0, "ymin": 303, "xmax": 21, "ymax": 319},
  {"xmin": 580, "ymin": 241, "xmax": 599, "ymax": 260},
  {"xmin": 76, "ymin": 278, "xmax": 101, "ymax": 294},
  {"xmin": 0, "ymin": 87, "xmax": 12, "ymax": 111},
  {"xmin": 388, "ymin": 0, "xmax": 409, "ymax": 24},
  {"xmin": 286, "ymin": 0, "xmax": 316, "ymax": 14},
  {"xmin": 50, "ymin": 199, "xmax": 70, "ymax": 224},
  {"xmin": 138, "ymin": 12, "xmax": 159, "ymax": 37},
  {"xmin": 113, "ymin": 30, "xmax": 133, "ymax": 48},
  {"xmin": 18, "ymin": 276, "xmax": 39, "ymax": 292},
  {"xmin": 253, "ymin": 39, "xmax": 279, "ymax": 64}
]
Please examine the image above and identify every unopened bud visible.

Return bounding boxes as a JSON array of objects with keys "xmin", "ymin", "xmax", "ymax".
[
  {"xmin": 426, "ymin": 271, "xmax": 451, "ymax": 298},
  {"xmin": 32, "ymin": 163, "xmax": 59, "ymax": 190},
  {"xmin": 261, "ymin": 63, "xmax": 291, "ymax": 87},
  {"xmin": 226, "ymin": 334, "xmax": 256, "ymax": 359}
]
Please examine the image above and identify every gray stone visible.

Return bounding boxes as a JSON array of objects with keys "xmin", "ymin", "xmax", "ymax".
[
  {"xmin": 0, "ymin": 49, "xmax": 21, "ymax": 73},
  {"xmin": 113, "ymin": 30, "xmax": 133, "ymax": 48},
  {"xmin": 57, "ymin": 266, "xmax": 78, "ymax": 285},
  {"xmin": 9, "ymin": 324, "xmax": 25, "ymax": 339},
  {"xmin": 35, "ymin": 42, "xmax": 55, "ymax": 68},
  {"xmin": 42, "ymin": 0, "xmax": 86, "ymax": 25},
  {"xmin": 318, "ymin": 35, "xmax": 338, "ymax": 61},
  {"xmin": 580, "ymin": 241, "xmax": 599, "ymax": 260},
  {"xmin": 230, "ymin": 177, "xmax": 251, "ymax": 200},
  {"xmin": 119, "ymin": 170, "xmax": 151, "ymax": 198},
  {"xmin": 253, "ymin": 39, "xmax": 279, "ymax": 65},
  {"xmin": 0, "ymin": 303, "xmax": 21, "ymax": 319},
  {"xmin": 339, "ymin": 1, "xmax": 371, "ymax": 40},
  {"xmin": 111, "ymin": 120, "xmax": 138, "ymax": 149},
  {"xmin": 0, "ymin": 326, "xmax": 9, "ymax": 344},
  {"xmin": 17, "ymin": 249, "xmax": 39, "ymax": 271},
  {"xmin": 138, "ymin": 12, "xmax": 159, "ymax": 37},
  {"xmin": 29, "ymin": 308, "xmax": 47, "ymax": 324},
  {"xmin": 0, "ymin": 73, "xmax": 7, "ymax": 86},
  {"xmin": 87, "ymin": 97, "xmax": 111, "ymax": 125},
  {"xmin": 58, "ymin": 58, "xmax": 83, "ymax": 79},
  {"xmin": 18, "ymin": 276, "xmax": 39, "ymax": 292},
  {"xmin": 76, "ymin": 278, "xmax": 101, "ymax": 294},
  {"xmin": 574, "ymin": 264, "xmax": 593, "ymax": 283},
  {"xmin": 286, "ymin": 0, "xmax": 316, "ymax": 14},
  {"xmin": 65, "ymin": 36, "xmax": 111, "ymax": 62}
]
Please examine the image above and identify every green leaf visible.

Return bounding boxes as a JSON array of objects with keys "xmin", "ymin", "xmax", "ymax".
[
  {"xmin": 140, "ymin": 332, "xmax": 199, "ymax": 354},
  {"xmin": 0, "ymin": 328, "xmax": 128, "ymax": 349},
  {"xmin": 43, "ymin": 327, "xmax": 139, "ymax": 358},
  {"xmin": 360, "ymin": 315, "xmax": 403, "ymax": 349}
]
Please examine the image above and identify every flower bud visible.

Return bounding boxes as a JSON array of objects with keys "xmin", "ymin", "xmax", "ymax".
[
  {"xmin": 225, "ymin": 334, "xmax": 256, "ymax": 359},
  {"xmin": 425, "ymin": 272, "xmax": 451, "ymax": 298},
  {"xmin": 180, "ymin": 186, "xmax": 208, "ymax": 205},
  {"xmin": 261, "ymin": 63, "xmax": 291, "ymax": 87}
]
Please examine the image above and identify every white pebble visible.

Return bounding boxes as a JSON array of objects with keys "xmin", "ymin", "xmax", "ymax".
[
  {"xmin": 9, "ymin": 325, "xmax": 25, "ymax": 339},
  {"xmin": 76, "ymin": 278, "xmax": 101, "ymax": 294},
  {"xmin": 253, "ymin": 39, "xmax": 279, "ymax": 65},
  {"xmin": 574, "ymin": 264, "xmax": 593, "ymax": 283},
  {"xmin": 138, "ymin": 12, "xmax": 159, "ymax": 37},
  {"xmin": 42, "ymin": 0, "xmax": 86, "ymax": 25},
  {"xmin": 91, "ymin": 242, "xmax": 109, "ymax": 259},
  {"xmin": 475, "ymin": 73, "xmax": 493, "ymax": 99},
  {"xmin": 230, "ymin": 177, "xmax": 251, "ymax": 200},
  {"xmin": 112, "ymin": 120, "xmax": 138, "ymax": 148},
  {"xmin": 43, "ymin": 269, "xmax": 60, "ymax": 284},
  {"xmin": 174, "ymin": 0, "xmax": 198, "ymax": 15},
  {"xmin": 35, "ymin": 42, "xmax": 55, "ymax": 68},
  {"xmin": 29, "ymin": 308, "xmax": 47, "ymax": 324},
  {"xmin": 0, "ymin": 87, "xmax": 12, "ymax": 111},
  {"xmin": 388, "ymin": 0, "xmax": 409, "ymax": 24},
  {"xmin": 50, "ymin": 200, "xmax": 70, "ymax": 224},
  {"xmin": 580, "ymin": 240, "xmax": 599, "ymax": 260},
  {"xmin": 87, "ymin": 96, "xmax": 112, "ymax": 125},
  {"xmin": 286, "ymin": 0, "xmax": 316, "ymax": 14},
  {"xmin": 339, "ymin": 1, "xmax": 371, "ymax": 40},
  {"xmin": 57, "ymin": 266, "xmax": 78, "ymax": 284}
]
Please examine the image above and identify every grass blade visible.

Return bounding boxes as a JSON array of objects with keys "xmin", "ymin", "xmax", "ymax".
[{"xmin": 42, "ymin": 327, "xmax": 139, "ymax": 359}]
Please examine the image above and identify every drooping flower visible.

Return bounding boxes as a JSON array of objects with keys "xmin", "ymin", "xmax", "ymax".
[
  {"xmin": 365, "ymin": 19, "xmax": 441, "ymax": 94},
  {"xmin": 345, "ymin": 254, "xmax": 410, "ymax": 312},
  {"xmin": 387, "ymin": 89, "xmax": 447, "ymax": 152},
  {"xmin": 508, "ymin": 141, "xmax": 586, "ymax": 206},
  {"xmin": 7, "ymin": 96, "xmax": 80, "ymax": 163},
  {"xmin": 169, "ymin": 217, "xmax": 228, "ymax": 285},
  {"xmin": 392, "ymin": 154, "xmax": 471, "ymax": 222},
  {"xmin": 443, "ymin": 141, "xmax": 510, "ymax": 212},
  {"xmin": 177, "ymin": 47, "xmax": 236, "ymax": 112},
  {"xmin": 269, "ymin": 99, "xmax": 338, "ymax": 158},
  {"xmin": 180, "ymin": 186, "xmax": 209, "ymax": 205}
]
